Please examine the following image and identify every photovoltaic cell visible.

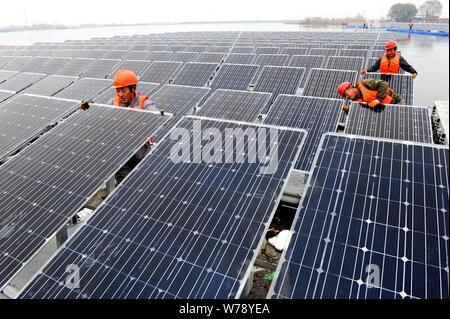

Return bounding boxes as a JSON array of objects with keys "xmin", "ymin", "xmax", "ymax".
[
  {"xmin": 0, "ymin": 94, "xmax": 79, "ymax": 162},
  {"xmin": 269, "ymin": 133, "xmax": 449, "ymax": 299},
  {"xmin": 225, "ymin": 54, "xmax": 256, "ymax": 64},
  {"xmin": 54, "ymin": 78, "xmax": 113, "ymax": 101},
  {"xmin": 0, "ymin": 73, "xmax": 47, "ymax": 93},
  {"xmin": 171, "ymin": 62, "xmax": 217, "ymax": 87},
  {"xmin": 139, "ymin": 61, "xmax": 183, "ymax": 84},
  {"xmin": 195, "ymin": 53, "xmax": 226, "ymax": 63},
  {"xmin": 255, "ymin": 47, "xmax": 280, "ymax": 55},
  {"xmin": 308, "ymin": 48, "xmax": 339, "ymax": 58},
  {"xmin": 196, "ymin": 89, "xmax": 271, "ymax": 121},
  {"xmin": 209, "ymin": 64, "xmax": 259, "ymax": 91},
  {"xmin": 345, "ymin": 102, "xmax": 433, "ymax": 143},
  {"xmin": 147, "ymin": 51, "xmax": 173, "ymax": 61},
  {"xmin": 338, "ymin": 49, "xmax": 369, "ymax": 60},
  {"xmin": 362, "ymin": 73, "xmax": 414, "ymax": 105},
  {"xmin": 263, "ymin": 95, "xmax": 343, "ymax": 171},
  {"xmin": 0, "ymin": 104, "xmax": 170, "ymax": 291},
  {"xmin": 19, "ymin": 116, "xmax": 306, "ymax": 299},
  {"xmin": 253, "ymin": 66, "xmax": 306, "ymax": 112},
  {"xmin": 281, "ymin": 48, "xmax": 309, "ymax": 56},
  {"xmin": 303, "ymin": 68, "xmax": 358, "ymax": 99},
  {"xmin": 123, "ymin": 51, "xmax": 151, "ymax": 61},
  {"xmin": 326, "ymin": 56, "xmax": 365, "ymax": 72},
  {"xmin": 169, "ymin": 52, "xmax": 200, "ymax": 63},
  {"xmin": 103, "ymin": 50, "xmax": 129, "ymax": 60},
  {"xmin": 230, "ymin": 47, "xmax": 254, "ymax": 54}
]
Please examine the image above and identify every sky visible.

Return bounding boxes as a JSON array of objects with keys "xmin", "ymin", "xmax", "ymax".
[{"xmin": 1, "ymin": 0, "xmax": 448, "ymax": 27}]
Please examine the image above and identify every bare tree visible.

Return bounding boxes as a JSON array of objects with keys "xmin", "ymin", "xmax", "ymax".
[{"xmin": 418, "ymin": 0, "xmax": 443, "ymax": 18}]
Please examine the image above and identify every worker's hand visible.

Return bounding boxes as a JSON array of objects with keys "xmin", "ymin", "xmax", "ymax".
[
  {"xmin": 80, "ymin": 101, "xmax": 90, "ymax": 110},
  {"xmin": 360, "ymin": 70, "xmax": 367, "ymax": 75},
  {"xmin": 160, "ymin": 109, "xmax": 165, "ymax": 115},
  {"xmin": 368, "ymin": 100, "xmax": 380, "ymax": 108},
  {"xmin": 412, "ymin": 73, "xmax": 417, "ymax": 79},
  {"xmin": 342, "ymin": 104, "xmax": 349, "ymax": 111}
]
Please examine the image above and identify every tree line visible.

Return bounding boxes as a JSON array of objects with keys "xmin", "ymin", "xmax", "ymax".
[{"xmin": 389, "ymin": 0, "xmax": 443, "ymax": 22}]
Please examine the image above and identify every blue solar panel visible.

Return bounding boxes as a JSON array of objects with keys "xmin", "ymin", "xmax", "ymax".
[
  {"xmin": 19, "ymin": 117, "xmax": 307, "ymax": 299},
  {"xmin": 269, "ymin": 133, "xmax": 449, "ymax": 299}
]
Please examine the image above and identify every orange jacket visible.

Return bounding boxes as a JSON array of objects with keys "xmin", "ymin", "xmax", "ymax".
[
  {"xmin": 380, "ymin": 52, "xmax": 400, "ymax": 74},
  {"xmin": 356, "ymin": 81, "xmax": 394, "ymax": 104},
  {"xmin": 112, "ymin": 92, "xmax": 148, "ymax": 110}
]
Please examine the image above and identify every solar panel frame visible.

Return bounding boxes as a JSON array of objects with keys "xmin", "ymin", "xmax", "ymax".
[
  {"xmin": 18, "ymin": 116, "xmax": 307, "ymax": 299},
  {"xmin": 268, "ymin": 133, "xmax": 449, "ymax": 299}
]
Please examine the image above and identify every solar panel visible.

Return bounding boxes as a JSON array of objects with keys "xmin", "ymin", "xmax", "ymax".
[
  {"xmin": 321, "ymin": 44, "xmax": 347, "ymax": 50},
  {"xmin": 207, "ymin": 46, "xmax": 231, "ymax": 53},
  {"xmin": 93, "ymin": 82, "xmax": 160, "ymax": 105},
  {"xmin": 0, "ymin": 90, "xmax": 14, "ymax": 103},
  {"xmin": 169, "ymin": 52, "xmax": 200, "ymax": 63},
  {"xmin": 288, "ymin": 55, "xmax": 326, "ymax": 88},
  {"xmin": 196, "ymin": 89, "xmax": 271, "ymax": 121},
  {"xmin": 230, "ymin": 47, "xmax": 254, "ymax": 54},
  {"xmin": 36, "ymin": 58, "xmax": 71, "ymax": 75},
  {"xmin": 81, "ymin": 59, "xmax": 121, "ymax": 79},
  {"xmin": 345, "ymin": 102, "xmax": 433, "ymax": 143},
  {"xmin": 22, "ymin": 75, "xmax": 78, "ymax": 96},
  {"xmin": 253, "ymin": 66, "xmax": 306, "ymax": 112},
  {"xmin": 0, "ymin": 94, "xmax": 79, "ymax": 162},
  {"xmin": 19, "ymin": 116, "xmax": 306, "ymax": 299},
  {"xmin": 263, "ymin": 95, "xmax": 343, "ymax": 171},
  {"xmin": 0, "ymin": 70, "xmax": 18, "ymax": 83},
  {"xmin": 338, "ymin": 49, "xmax": 369, "ymax": 60},
  {"xmin": 0, "ymin": 57, "xmax": 11, "ymax": 69},
  {"xmin": 269, "ymin": 133, "xmax": 449, "ymax": 299},
  {"xmin": 54, "ymin": 78, "xmax": 113, "ymax": 101},
  {"xmin": 362, "ymin": 73, "xmax": 414, "ymax": 105},
  {"xmin": 209, "ymin": 63, "xmax": 259, "ymax": 91},
  {"xmin": 171, "ymin": 62, "xmax": 218, "ymax": 87},
  {"xmin": 167, "ymin": 45, "xmax": 186, "ymax": 52},
  {"xmin": 0, "ymin": 104, "xmax": 170, "ymax": 292},
  {"xmin": 103, "ymin": 50, "xmax": 129, "ymax": 60},
  {"xmin": 86, "ymin": 49, "xmax": 108, "ymax": 59},
  {"xmin": 224, "ymin": 53, "xmax": 256, "ymax": 64},
  {"xmin": 148, "ymin": 84, "xmax": 211, "ymax": 141},
  {"xmin": 326, "ymin": 56, "xmax": 365, "ymax": 72},
  {"xmin": 147, "ymin": 51, "xmax": 173, "ymax": 61},
  {"xmin": 1, "ymin": 57, "xmax": 32, "ymax": 71},
  {"xmin": 0, "ymin": 73, "xmax": 47, "ymax": 93},
  {"xmin": 18, "ymin": 57, "xmax": 52, "ymax": 73},
  {"xmin": 56, "ymin": 58, "xmax": 96, "ymax": 76},
  {"xmin": 347, "ymin": 44, "xmax": 373, "ymax": 50},
  {"xmin": 253, "ymin": 54, "xmax": 290, "ymax": 80},
  {"xmin": 139, "ymin": 61, "xmax": 183, "ymax": 84},
  {"xmin": 123, "ymin": 51, "xmax": 151, "ymax": 61},
  {"xmin": 303, "ymin": 68, "xmax": 359, "ymax": 99},
  {"xmin": 308, "ymin": 48, "xmax": 339, "ymax": 58},
  {"xmin": 195, "ymin": 52, "xmax": 226, "ymax": 63},
  {"xmin": 186, "ymin": 46, "xmax": 208, "ymax": 53},
  {"xmin": 255, "ymin": 47, "xmax": 280, "ymax": 55},
  {"xmin": 280, "ymin": 47, "xmax": 309, "ymax": 56},
  {"xmin": 107, "ymin": 60, "xmax": 152, "ymax": 78}
]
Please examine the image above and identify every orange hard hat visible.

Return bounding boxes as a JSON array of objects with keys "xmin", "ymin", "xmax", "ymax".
[
  {"xmin": 338, "ymin": 82, "xmax": 353, "ymax": 97},
  {"xmin": 113, "ymin": 69, "xmax": 139, "ymax": 88},
  {"xmin": 385, "ymin": 40, "xmax": 398, "ymax": 50}
]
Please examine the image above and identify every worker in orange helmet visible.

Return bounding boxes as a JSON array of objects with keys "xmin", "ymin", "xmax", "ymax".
[
  {"xmin": 109, "ymin": 69, "xmax": 158, "ymax": 111},
  {"xmin": 338, "ymin": 78, "xmax": 402, "ymax": 110},
  {"xmin": 361, "ymin": 41, "xmax": 417, "ymax": 78}
]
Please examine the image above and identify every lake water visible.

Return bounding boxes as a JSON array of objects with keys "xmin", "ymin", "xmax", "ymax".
[{"xmin": 0, "ymin": 23, "xmax": 448, "ymax": 106}]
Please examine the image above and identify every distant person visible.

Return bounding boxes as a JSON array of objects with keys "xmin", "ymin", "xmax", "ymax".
[
  {"xmin": 109, "ymin": 69, "xmax": 158, "ymax": 111},
  {"xmin": 409, "ymin": 21, "xmax": 414, "ymax": 31},
  {"xmin": 338, "ymin": 79, "xmax": 402, "ymax": 110},
  {"xmin": 360, "ymin": 41, "xmax": 417, "ymax": 77}
]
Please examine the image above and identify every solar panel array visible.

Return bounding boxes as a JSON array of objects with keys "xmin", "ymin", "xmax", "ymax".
[
  {"xmin": 263, "ymin": 95, "xmax": 343, "ymax": 171},
  {"xmin": 196, "ymin": 89, "xmax": 271, "ymax": 122},
  {"xmin": 362, "ymin": 73, "xmax": 414, "ymax": 105},
  {"xmin": 269, "ymin": 133, "xmax": 449, "ymax": 299},
  {"xmin": 0, "ymin": 104, "xmax": 169, "ymax": 291},
  {"xmin": 303, "ymin": 68, "xmax": 359, "ymax": 99},
  {"xmin": 19, "ymin": 117, "xmax": 306, "ymax": 299},
  {"xmin": 345, "ymin": 102, "xmax": 433, "ymax": 143},
  {"xmin": 0, "ymin": 95, "xmax": 79, "ymax": 162}
]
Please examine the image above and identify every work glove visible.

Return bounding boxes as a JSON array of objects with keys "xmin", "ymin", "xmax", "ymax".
[
  {"xmin": 160, "ymin": 109, "xmax": 165, "ymax": 115},
  {"xmin": 342, "ymin": 104, "xmax": 349, "ymax": 111},
  {"xmin": 80, "ymin": 100, "xmax": 90, "ymax": 110},
  {"xmin": 360, "ymin": 70, "xmax": 367, "ymax": 75},
  {"xmin": 368, "ymin": 100, "xmax": 380, "ymax": 108},
  {"xmin": 412, "ymin": 73, "xmax": 417, "ymax": 79}
]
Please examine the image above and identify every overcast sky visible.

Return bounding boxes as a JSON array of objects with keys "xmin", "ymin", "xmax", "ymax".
[{"xmin": 1, "ymin": 0, "xmax": 448, "ymax": 27}]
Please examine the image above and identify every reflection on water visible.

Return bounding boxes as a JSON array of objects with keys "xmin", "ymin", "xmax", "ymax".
[{"xmin": 0, "ymin": 23, "xmax": 448, "ymax": 106}]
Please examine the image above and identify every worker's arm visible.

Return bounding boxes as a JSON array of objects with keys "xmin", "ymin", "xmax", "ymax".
[
  {"xmin": 362, "ymin": 79, "xmax": 389, "ymax": 101},
  {"xmin": 366, "ymin": 58, "xmax": 381, "ymax": 72},
  {"xmin": 399, "ymin": 56, "xmax": 417, "ymax": 75}
]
